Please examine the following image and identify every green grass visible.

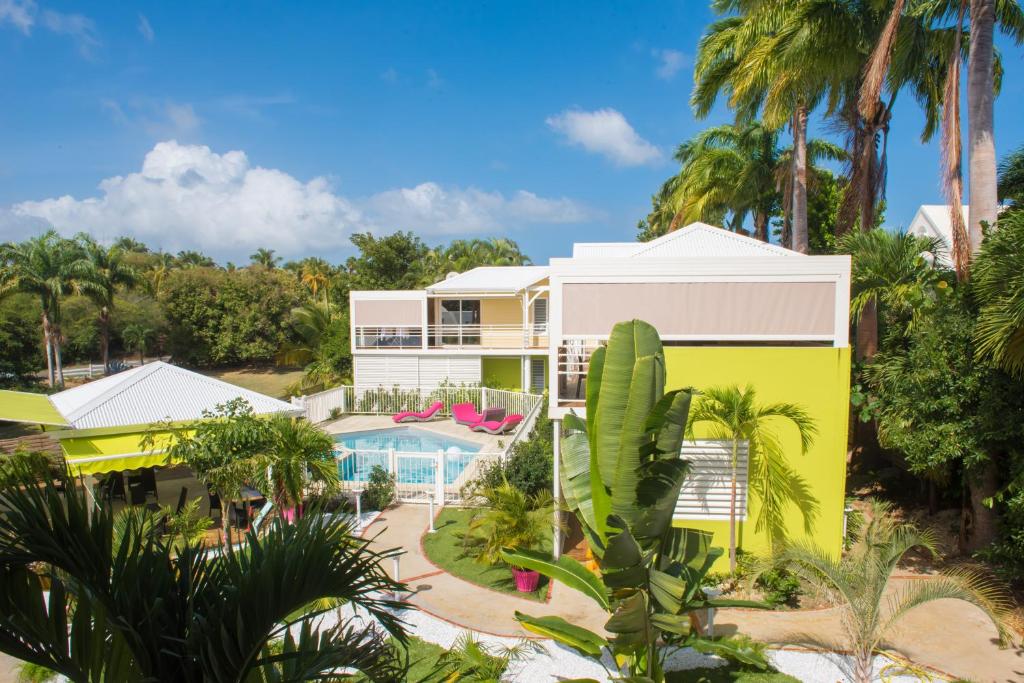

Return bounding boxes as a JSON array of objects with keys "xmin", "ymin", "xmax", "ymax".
[
  {"xmin": 422, "ymin": 507, "xmax": 551, "ymax": 602},
  {"xmin": 200, "ymin": 366, "xmax": 305, "ymax": 399},
  {"xmin": 397, "ymin": 636, "xmax": 447, "ymax": 682}
]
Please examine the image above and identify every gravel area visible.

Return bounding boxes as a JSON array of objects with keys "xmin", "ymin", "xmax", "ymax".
[{"xmin": 325, "ymin": 601, "xmax": 946, "ymax": 682}]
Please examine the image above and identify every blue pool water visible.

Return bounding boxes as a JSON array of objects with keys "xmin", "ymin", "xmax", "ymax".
[{"xmin": 335, "ymin": 427, "xmax": 482, "ymax": 484}]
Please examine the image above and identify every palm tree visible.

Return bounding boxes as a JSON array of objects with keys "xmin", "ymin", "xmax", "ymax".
[
  {"xmin": 435, "ymin": 633, "xmax": 537, "ymax": 682},
  {"xmin": 174, "ymin": 250, "xmax": 215, "ymax": 269},
  {"xmin": 71, "ymin": 234, "xmax": 139, "ymax": 373},
  {"xmin": 259, "ymin": 414, "xmax": 340, "ymax": 518},
  {"xmin": 760, "ymin": 501, "xmax": 1012, "ymax": 683},
  {"xmin": 279, "ymin": 301, "xmax": 348, "ymax": 392},
  {"xmin": 298, "ymin": 257, "xmax": 333, "ymax": 303},
  {"xmin": 998, "ymin": 142, "xmax": 1024, "ymax": 204},
  {"xmin": 0, "ymin": 231, "xmax": 79, "ymax": 386},
  {"xmin": 147, "ymin": 251, "xmax": 175, "ymax": 295},
  {"xmin": 250, "ymin": 247, "xmax": 281, "ymax": 270},
  {"xmin": 837, "ymin": 229, "xmax": 949, "ymax": 358},
  {"xmin": 0, "ymin": 462, "xmax": 409, "ymax": 682},
  {"xmin": 121, "ymin": 323, "xmax": 153, "ymax": 365},
  {"xmin": 972, "ymin": 209, "xmax": 1024, "ymax": 376},
  {"xmin": 687, "ymin": 384, "xmax": 818, "ymax": 573}
]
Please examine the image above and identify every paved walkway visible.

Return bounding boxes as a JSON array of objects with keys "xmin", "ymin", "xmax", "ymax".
[{"xmin": 365, "ymin": 504, "xmax": 1024, "ymax": 683}]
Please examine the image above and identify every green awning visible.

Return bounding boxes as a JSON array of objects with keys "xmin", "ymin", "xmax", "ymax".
[{"xmin": 0, "ymin": 390, "xmax": 69, "ymax": 427}]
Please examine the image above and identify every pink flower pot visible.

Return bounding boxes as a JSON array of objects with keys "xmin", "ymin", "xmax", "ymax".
[{"xmin": 512, "ymin": 567, "xmax": 540, "ymax": 593}]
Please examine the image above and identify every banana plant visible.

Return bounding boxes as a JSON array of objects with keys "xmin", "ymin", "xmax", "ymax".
[{"xmin": 502, "ymin": 320, "xmax": 767, "ymax": 682}]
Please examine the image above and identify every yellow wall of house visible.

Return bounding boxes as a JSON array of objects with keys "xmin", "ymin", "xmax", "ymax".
[
  {"xmin": 480, "ymin": 298, "xmax": 524, "ymax": 348},
  {"xmin": 663, "ymin": 346, "xmax": 851, "ymax": 569}
]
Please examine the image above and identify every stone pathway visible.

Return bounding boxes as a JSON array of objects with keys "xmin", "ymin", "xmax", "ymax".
[{"xmin": 365, "ymin": 504, "xmax": 1024, "ymax": 683}]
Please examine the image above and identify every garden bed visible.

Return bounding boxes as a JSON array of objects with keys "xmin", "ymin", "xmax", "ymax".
[{"xmin": 422, "ymin": 507, "xmax": 551, "ymax": 602}]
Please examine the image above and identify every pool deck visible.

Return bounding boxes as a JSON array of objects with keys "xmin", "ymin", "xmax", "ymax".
[{"xmin": 321, "ymin": 414, "xmax": 511, "ymax": 454}]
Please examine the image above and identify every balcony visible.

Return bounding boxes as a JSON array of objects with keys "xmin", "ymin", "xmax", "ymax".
[
  {"xmin": 354, "ymin": 324, "xmax": 549, "ymax": 351},
  {"xmin": 556, "ymin": 337, "xmax": 603, "ymax": 406}
]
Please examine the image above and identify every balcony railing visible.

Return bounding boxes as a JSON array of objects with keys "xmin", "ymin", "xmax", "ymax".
[
  {"xmin": 557, "ymin": 337, "xmax": 604, "ymax": 405},
  {"xmin": 354, "ymin": 324, "xmax": 548, "ymax": 350}
]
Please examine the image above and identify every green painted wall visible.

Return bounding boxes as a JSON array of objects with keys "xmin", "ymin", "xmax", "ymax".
[
  {"xmin": 663, "ymin": 346, "xmax": 851, "ymax": 567},
  {"xmin": 482, "ymin": 357, "xmax": 522, "ymax": 391}
]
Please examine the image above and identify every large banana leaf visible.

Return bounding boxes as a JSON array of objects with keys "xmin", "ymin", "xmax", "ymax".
[
  {"xmin": 630, "ymin": 459, "xmax": 690, "ymax": 542},
  {"xmin": 559, "ymin": 415, "xmax": 599, "ymax": 538},
  {"xmin": 645, "ymin": 389, "xmax": 694, "ymax": 460},
  {"xmin": 499, "ymin": 548, "xmax": 609, "ymax": 610},
  {"xmin": 512, "ymin": 612, "xmax": 607, "ymax": 659},
  {"xmin": 592, "ymin": 321, "xmax": 662, "ymax": 490},
  {"xmin": 609, "ymin": 355, "xmax": 663, "ymax": 531}
]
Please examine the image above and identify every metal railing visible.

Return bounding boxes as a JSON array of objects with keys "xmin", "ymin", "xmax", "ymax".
[
  {"xmin": 556, "ymin": 337, "xmax": 605, "ymax": 404},
  {"xmin": 354, "ymin": 324, "xmax": 548, "ymax": 350},
  {"xmin": 293, "ymin": 385, "xmax": 545, "ymax": 424},
  {"xmin": 334, "ymin": 447, "xmax": 504, "ymax": 503}
]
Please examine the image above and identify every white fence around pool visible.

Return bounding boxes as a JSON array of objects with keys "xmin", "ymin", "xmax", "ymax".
[
  {"xmin": 293, "ymin": 384, "xmax": 545, "ymax": 505},
  {"xmin": 333, "ymin": 447, "xmax": 504, "ymax": 504}
]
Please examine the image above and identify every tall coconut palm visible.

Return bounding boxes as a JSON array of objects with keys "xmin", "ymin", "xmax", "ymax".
[
  {"xmin": 249, "ymin": 247, "xmax": 281, "ymax": 270},
  {"xmin": 71, "ymin": 234, "xmax": 139, "ymax": 373},
  {"xmin": 298, "ymin": 257, "xmax": 333, "ymax": 303},
  {"xmin": 687, "ymin": 385, "xmax": 818, "ymax": 573},
  {"xmin": 761, "ymin": 501, "xmax": 1012, "ymax": 683},
  {"xmin": 0, "ymin": 232, "xmax": 79, "ymax": 386},
  {"xmin": 0, "ymin": 462, "xmax": 409, "ymax": 682},
  {"xmin": 973, "ymin": 209, "xmax": 1024, "ymax": 376}
]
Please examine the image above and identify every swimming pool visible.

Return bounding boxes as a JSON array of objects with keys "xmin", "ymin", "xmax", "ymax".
[{"xmin": 334, "ymin": 427, "xmax": 482, "ymax": 485}]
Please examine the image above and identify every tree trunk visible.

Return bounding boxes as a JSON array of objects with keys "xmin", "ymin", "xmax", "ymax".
[
  {"xmin": 729, "ymin": 440, "xmax": 738, "ymax": 573},
  {"xmin": 100, "ymin": 307, "xmax": 110, "ymax": 374},
  {"xmin": 855, "ymin": 299, "xmax": 879, "ymax": 360},
  {"xmin": 753, "ymin": 212, "xmax": 768, "ymax": 243},
  {"xmin": 968, "ymin": 0, "xmax": 998, "ymax": 254},
  {"xmin": 41, "ymin": 311, "xmax": 54, "ymax": 387},
  {"xmin": 53, "ymin": 326, "xmax": 65, "ymax": 387},
  {"xmin": 792, "ymin": 105, "xmax": 810, "ymax": 253},
  {"xmin": 964, "ymin": 461, "xmax": 1000, "ymax": 552}
]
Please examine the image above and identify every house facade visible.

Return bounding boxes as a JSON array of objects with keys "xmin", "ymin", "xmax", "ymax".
[{"xmin": 350, "ymin": 223, "xmax": 852, "ymax": 561}]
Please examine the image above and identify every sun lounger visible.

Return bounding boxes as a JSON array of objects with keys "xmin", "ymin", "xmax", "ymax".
[
  {"xmin": 470, "ymin": 414, "xmax": 524, "ymax": 435},
  {"xmin": 393, "ymin": 401, "xmax": 444, "ymax": 423},
  {"xmin": 451, "ymin": 402, "xmax": 484, "ymax": 426}
]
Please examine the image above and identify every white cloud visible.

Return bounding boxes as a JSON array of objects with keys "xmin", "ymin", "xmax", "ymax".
[
  {"xmin": 102, "ymin": 98, "xmax": 201, "ymax": 138},
  {"xmin": 652, "ymin": 48, "xmax": 687, "ymax": 80},
  {"xmin": 367, "ymin": 183, "xmax": 588, "ymax": 235},
  {"xmin": 0, "ymin": 0, "xmax": 34, "ymax": 33},
  {"xmin": 546, "ymin": 108, "xmax": 662, "ymax": 167},
  {"xmin": 138, "ymin": 13, "xmax": 153, "ymax": 42},
  {"xmin": 11, "ymin": 141, "xmax": 590, "ymax": 257},
  {"xmin": 39, "ymin": 8, "xmax": 99, "ymax": 57}
]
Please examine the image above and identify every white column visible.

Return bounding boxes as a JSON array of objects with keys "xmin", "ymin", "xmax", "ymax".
[{"xmin": 552, "ymin": 418, "xmax": 562, "ymax": 560}]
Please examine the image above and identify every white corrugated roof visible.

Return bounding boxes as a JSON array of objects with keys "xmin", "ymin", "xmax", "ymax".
[
  {"xmin": 907, "ymin": 205, "xmax": 965, "ymax": 245},
  {"xmin": 50, "ymin": 362, "xmax": 300, "ymax": 430},
  {"xmin": 629, "ymin": 223, "xmax": 797, "ymax": 258},
  {"xmin": 426, "ymin": 266, "xmax": 549, "ymax": 294},
  {"xmin": 572, "ymin": 242, "xmax": 637, "ymax": 258}
]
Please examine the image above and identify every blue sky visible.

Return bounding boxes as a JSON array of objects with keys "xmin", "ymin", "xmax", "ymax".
[{"xmin": 1, "ymin": 1, "xmax": 1023, "ymax": 264}]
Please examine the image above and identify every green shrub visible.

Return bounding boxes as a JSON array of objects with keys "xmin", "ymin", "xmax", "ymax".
[
  {"xmin": 16, "ymin": 662, "xmax": 57, "ymax": 683},
  {"xmin": 737, "ymin": 551, "xmax": 802, "ymax": 607},
  {"xmin": 363, "ymin": 465, "xmax": 396, "ymax": 511},
  {"xmin": 466, "ymin": 412, "xmax": 552, "ymax": 498}
]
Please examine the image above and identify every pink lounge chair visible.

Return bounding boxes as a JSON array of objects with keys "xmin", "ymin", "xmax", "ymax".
[
  {"xmin": 470, "ymin": 414, "xmax": 524, "ymax": 435},
  {"xmin": 451, "ymin": 402, "xmax": 484, "ymax": 426},
  {"xmin": 392, "ymin": 401, "xmax": 444, "ymax": 423}
]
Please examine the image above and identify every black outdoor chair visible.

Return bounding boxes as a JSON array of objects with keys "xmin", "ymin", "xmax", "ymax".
[
  {"xmin": 100, "ymin": 472, "xmax": 126, "ymax": 502},
  {"xmin": 230, "ymin": 504, "xmax": 251, "ymax": 530},
  {"xmin": 128, "ymin": 482, "xmax": 147, "ymax": 506},
  {"xmin": 140, "ymin": 467, "xmax": 158, "ymax": 500},
  {"xmin": 207, "ymin": 488, "xmax": 222, "ymax": 520},
  {"xmin": 174, "ymin": 487, "xmax": 188, "ymax": 515}
]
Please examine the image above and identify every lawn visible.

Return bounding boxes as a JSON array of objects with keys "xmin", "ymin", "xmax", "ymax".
[
  {"xmin": 201, "ymin": 366, "xmax": 305, "ymax": 399},
  {"xmin": 422, "ymin": 507, "xmax": 551, "ymax": 602}
]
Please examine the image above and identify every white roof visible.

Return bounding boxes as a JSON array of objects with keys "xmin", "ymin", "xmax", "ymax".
[
  {"xmin": 570, "ymin": 222, "xmax": 798, "ymax": 260},
  {"xmin": 426, "ymin": 266, "xmax": 549, "ymax": 294},
  {"xmin": 572, "ymin": 242, "xmax": 637, "ymax": 258},
  {"xmin": 50, "ymin": 361, "xmax": 300, "ymax": 430},
  {"xmin": 907, "ymin": 204, "xmax": 964, "ymax": 249}
]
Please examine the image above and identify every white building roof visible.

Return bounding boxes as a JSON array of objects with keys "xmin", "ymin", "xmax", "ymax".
[
  {"xmin": 426, "ymin": 266, "xmax": 549, "ymax": 294},
  {"xmin": 50, "ymin": 361, "xmax": 300, "ymax": 430},
  {"xmin": 906, "ymin": 205, "xmax": 964, "ymax": 263},
  {"xmin": 570, "ymin": 222, "xmax": 798, "ymax": 260}
]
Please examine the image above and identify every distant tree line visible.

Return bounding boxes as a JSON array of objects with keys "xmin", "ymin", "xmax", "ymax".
[{"xmin": 0, "ymin": 232, "xmax": 530, "ymax": 391}]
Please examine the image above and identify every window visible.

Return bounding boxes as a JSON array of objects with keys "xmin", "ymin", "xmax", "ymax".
[
  {"xmin": 530, "ymin": 358, "xmax": 546, "ymax": 393},
  {"xmin": 440, "ymin": 299, "xmax": 480, "ymax": 345},
  {"xmin": 531, "ymin": 298, "xmax": 548, "ymax": 334},
  {"xmin": 673, "ymin": 441, "xmax": 748, "ymax": 521}
]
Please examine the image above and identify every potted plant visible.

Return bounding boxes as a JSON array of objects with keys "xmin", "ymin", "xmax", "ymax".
[{"xmin": 466, "ymin": 479, "xmax": 553, "ymax": 592}]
